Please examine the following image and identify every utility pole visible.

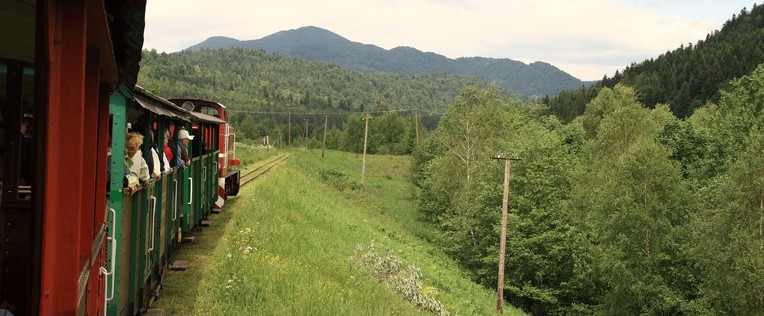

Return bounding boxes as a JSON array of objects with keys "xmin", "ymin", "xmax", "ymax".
[
  {"xmin": 361, "ymin": 113, "xmax": 370, "ymax": 187},
  {"xmin": 491, "ymin": 153, "xmax": 521, "ymax": 314},
  {"xmin": 303, "ymin": 119, "xmax": 310, "ymax": 149},
  {"xmin": 286, "ymin": 104, "xmax": 293, "ymax": 146},
  {"xmin": 414, "ymin": 109, "xmax": 420, "ymax": 144},
  {"xmin": 322, "ymin": 115, "xmax": 328, "ymax": 157}
]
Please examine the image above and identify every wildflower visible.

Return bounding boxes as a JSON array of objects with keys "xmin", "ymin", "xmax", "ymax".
[
  {"xmin": 226, "ymin": 253, "xmax": 232, "ymax": 258},
  {"xmin": 227, "ymin": 279, "xmax": 233, "ymax": 283}
]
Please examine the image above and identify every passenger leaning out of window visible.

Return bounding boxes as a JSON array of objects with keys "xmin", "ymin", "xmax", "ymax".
[
  {"xmin": 161, "ymin": 129, "xmax": 172, "ymax": 174},
  {"xmin": 148, "ymin": 130, "xmax": 161, "ymax": 180},
  {"xmin": 177, "ymin": 129, "xmax": 193, "ymax": 166},
  {"xmin": 125, "ymin": 132, "xmax": 149, "ymax": 193}
]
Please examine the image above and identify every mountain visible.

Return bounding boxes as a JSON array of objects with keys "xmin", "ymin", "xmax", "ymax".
[{"xmin": 185, "ymin": 26, "xmax": 585, "ymax": 97}]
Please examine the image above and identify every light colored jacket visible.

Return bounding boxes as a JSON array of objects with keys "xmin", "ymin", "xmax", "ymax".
[
  {"xmin": 150, "ymin": 147, "xmax": 161, "ymax": 178},
  {"xmin": 130, "ymin": 149, "xmax": 150, "ymax": 181}
]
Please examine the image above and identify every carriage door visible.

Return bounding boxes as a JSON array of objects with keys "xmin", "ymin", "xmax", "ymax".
[
  {"xmin": 0, "ymin": 59, "xmax": 38, "ymax": 316},
  {"xmin": 0, "ymin": 0, "xmax": 39, "ymax": 312}
]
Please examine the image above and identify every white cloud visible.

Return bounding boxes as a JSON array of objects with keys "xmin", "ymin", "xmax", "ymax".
[{"xmin": 144, "ymin": 0, "xmax": 747, "ymax": 80}]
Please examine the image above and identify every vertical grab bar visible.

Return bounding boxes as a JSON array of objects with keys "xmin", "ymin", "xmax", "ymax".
[
  {"xmin": 173, "ymin": 179, "xmax": 178, "ymax": 221},
  {"xmin": 188, "ymin": 177, "xmax": 193, "ymax": 205},
  {"xmin": 147, "ymin": 196, "xmax": 156, "ymax": 253},
  {"xmin": 101, "ymin": 208, "xmax": 118, "ymax": 311}
]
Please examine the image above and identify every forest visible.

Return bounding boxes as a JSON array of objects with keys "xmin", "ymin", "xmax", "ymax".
[
  {"xmin": 545, "ymin": 4, "xmax": 764, "ymax": 122},
  {"xmin": 412, "ymin": 64, "xmax": 764, "ymax": 314}
]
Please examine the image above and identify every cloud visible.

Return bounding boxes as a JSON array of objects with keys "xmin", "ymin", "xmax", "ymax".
[{"xmin": 144, "ymin": 0, "xmax": 739, "ymax": 80}]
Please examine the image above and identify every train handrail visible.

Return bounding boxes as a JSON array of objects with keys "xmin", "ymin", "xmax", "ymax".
[
  {"xmin": 203, "ymin": 166, "xmax": 207, "ymax": 182},
  {"xmin": 173, "ymin": 179, "xmax": 178, "ymax": 221},
  {"xmin": 148, "ymin": 196, "xmax": 156, "ymax": 253},
  {"xmin": 100, "ymin": 207, "xmax": 118, "ymax": 312},
  {"xmin": 107, "ymin": 208, "xmax": 117, "ymax": 301},
  {"xmin": 188, "ymin": 177, "xmax": 193, "ymax": 205}
]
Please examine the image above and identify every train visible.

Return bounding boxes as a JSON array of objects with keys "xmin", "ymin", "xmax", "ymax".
[{"xmin": 0, "ymin": 1, "xmax": 240, "ymax": 315}]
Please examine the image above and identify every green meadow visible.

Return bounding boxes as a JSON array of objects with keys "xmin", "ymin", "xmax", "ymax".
[{"xmin": 154, "ymin": 148, "xmax": 524, "ymax": 315}]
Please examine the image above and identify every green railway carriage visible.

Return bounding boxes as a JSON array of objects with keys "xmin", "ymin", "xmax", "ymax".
[{"xmin": 106, "ymin": 85, "xmax": 222, "ymax": 315}]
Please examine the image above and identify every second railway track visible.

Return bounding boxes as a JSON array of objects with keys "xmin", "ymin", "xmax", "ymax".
[{"xmin": 239, "ymin": 153, "xmax": 291, "ymax": 187}]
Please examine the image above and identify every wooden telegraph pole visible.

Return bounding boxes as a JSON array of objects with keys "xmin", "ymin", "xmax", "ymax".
[
  {"xmin": 491, "ymin": 153, "xmax": 520, "ymax": 314},
  {"xmin": 286, "ymin": 104, "xmax": 293, "ymax": 146},
  {"xmin": 303, "ymin": 118, "xmax": 310, "ymax": 149},
  {"xmin": 414, "ymin": 109, "xmax": 419, "ymax": 144},
  {"xmin": 322, "ymin": 115, "xmax": 328, "ymax": 157},
  {"xmin": 361, "ymin": 113, "xmax": 370, "ymax": 186}
]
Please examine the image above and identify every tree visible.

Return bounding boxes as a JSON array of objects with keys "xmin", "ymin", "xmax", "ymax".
[
  {"xmin": 573, "ymin": 86, "xmax": 699, "ymax": 314},
  {"xmin": 693, "ymin": 129, "xmax": 764, "ymax": 314},
  {"xmin": 435, "ymin": 87, "xmax": 510, "ymax": 184}
]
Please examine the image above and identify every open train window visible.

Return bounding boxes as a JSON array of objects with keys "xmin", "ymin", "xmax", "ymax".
[{"xmin": 0, "ymin": 59, "xmax": 36, "ymax": 204}]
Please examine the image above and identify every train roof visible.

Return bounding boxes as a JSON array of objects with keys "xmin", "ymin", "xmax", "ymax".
[
  {"xmin": 189, "ymin": 111, "xmax": 226, "ymax": 124},
  {"xmin": 133, "ymin": 86, "xmax": 226, "ymax": 124},
  {"xmin": 168, "ymin": 98, "xmax": 227, "ymax": 109},
  {"xmin": 134, "ymin": 85, "xmax": 191, "ymax": 122},
  {"xmin": 167, "ymin": 98, "xmax": 229, "ymax": 122},
  {"xmin": 106, "ymin": 0, "xmax": 148, "ymax": 88}
]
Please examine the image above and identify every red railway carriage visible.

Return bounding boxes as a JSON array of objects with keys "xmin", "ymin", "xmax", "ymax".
[
  {"xmin": 0, "ymin": 0, "xmax": 146, "ymax": 315},
  {"xmin": 167, "ymin": 98, "xmax": 240, "ymax": 211}
]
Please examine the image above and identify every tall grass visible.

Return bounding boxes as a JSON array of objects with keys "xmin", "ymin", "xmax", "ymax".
[{"xmin": 154, "ymin": 148, "xmax": 524, "ymax": 315}]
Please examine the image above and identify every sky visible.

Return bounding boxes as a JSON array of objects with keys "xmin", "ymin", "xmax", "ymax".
[{"xmin": 143, "ymin": 0, "xmax": 757, "ymax": 81}]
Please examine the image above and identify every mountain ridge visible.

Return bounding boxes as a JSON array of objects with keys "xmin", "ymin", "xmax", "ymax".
[{"xmin": 185, "ymin": 26, "xmax": 586, "ymax": 97}]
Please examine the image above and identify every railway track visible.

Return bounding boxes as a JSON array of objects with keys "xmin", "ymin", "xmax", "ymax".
[{"xmin": 239, "ymin": 153, "xmax": 291, "ymax": 187}]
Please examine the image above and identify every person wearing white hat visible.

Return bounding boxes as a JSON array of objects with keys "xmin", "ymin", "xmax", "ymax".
[{"xmin": 178, "ymin": 129, "xmax": 193, "ymax": 166}]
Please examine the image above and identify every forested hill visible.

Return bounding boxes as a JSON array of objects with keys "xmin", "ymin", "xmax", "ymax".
[
  {"xmin": 138, "ymin": 47, "xmax": 504, "ymax": 118},
  {"xmin": 546, "ymin": 4, "xmax": 764, "ymax": 121},
  {"xmin": 185, "ymin": 26, "xmax": 585, "ymax": 97}
]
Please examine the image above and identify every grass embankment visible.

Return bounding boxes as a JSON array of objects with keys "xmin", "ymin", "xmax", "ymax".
[{"xmin": 154, "ymin": 147, "xmax": 524, "ymax": 315}]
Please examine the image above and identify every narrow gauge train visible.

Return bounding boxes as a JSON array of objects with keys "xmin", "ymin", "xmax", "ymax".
[
  {"xmin": 167, "ymin": 98, "xmax": 241, "ymax": 210},
  {"xmin": 0, "ymin": 1, "xmax": 238, "ymax": 315}
]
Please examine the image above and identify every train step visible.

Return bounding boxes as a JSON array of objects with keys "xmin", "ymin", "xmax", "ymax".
[
  {"xmin": 146, "ymin": 309, "xmax": 164, "ymax": 316},
  {"xmin": 212, "ymin": 208, "xmax": 221, "ymax": 214},
  {"xmin": 170, "ymin": 260, "xmax": 189, "ymax": 271},
  {"xmin": 181, "ymin": 236, "xmax": 195, "ymax": 243},
  {"xmin": 201, "ymin": 220, "xmax": 212, "ymax": 227}
]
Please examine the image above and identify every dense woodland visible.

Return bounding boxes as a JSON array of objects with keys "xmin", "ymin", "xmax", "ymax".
[
  {"xmin": 413, "ymin": 65, "xmax": 764, "ymax": 314},
  {"xmin": 138, "ymin": 11, "xmax": 764, "ymax": 313},
  {"xmin": 546, "ymin": 4, "xmax": 764, "ymax": 122},
  {"xmin": 138, "ymin": 47, "xmax": 514, "ymax": 145}
]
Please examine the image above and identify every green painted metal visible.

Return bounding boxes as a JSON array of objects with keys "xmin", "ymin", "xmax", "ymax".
[
  {"xmin": 168, "ymin": 168, "xmax": 179, "ymax": 246},
  {"xmin": 128, "ymin": 187, "xmax": 139, "ymax": 311},
  {"xmin": 182, "ymin": 122, "xmax": 194, "ymax": 232},
  {"xmin": 192, "ymin": 157, "xmax": 201, "ymax": 224},
  {"xmin": 143, "ymin": 184, "xmax": 155, "ymax": 287},
  {"xmin": 152, "ymin": 119, "xmax": 165, "ymax": 273},
  {"xmin": 106, "ymin": 88, "xmax": 129, "ymax": 316}
]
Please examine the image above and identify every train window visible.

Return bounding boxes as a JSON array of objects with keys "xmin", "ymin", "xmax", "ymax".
[
  {"xmin": 199, "ymin": 106, "xmax": 218, "ymax": 117},
  {"xmin": 0, "ymin": 59, "xmax": 36, "ymax": 203},
  {"xmin": 19, "ymin": 67, "xmax": 34, "ymax": 189},
  {"xmin": 1, "ymin": 63, "xmax": 6, "ymax": 193}
]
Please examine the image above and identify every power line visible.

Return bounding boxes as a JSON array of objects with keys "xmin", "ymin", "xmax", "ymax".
[{"xmin": 227, "ymin": 108, "xmax": 440, "ymax": 116}]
